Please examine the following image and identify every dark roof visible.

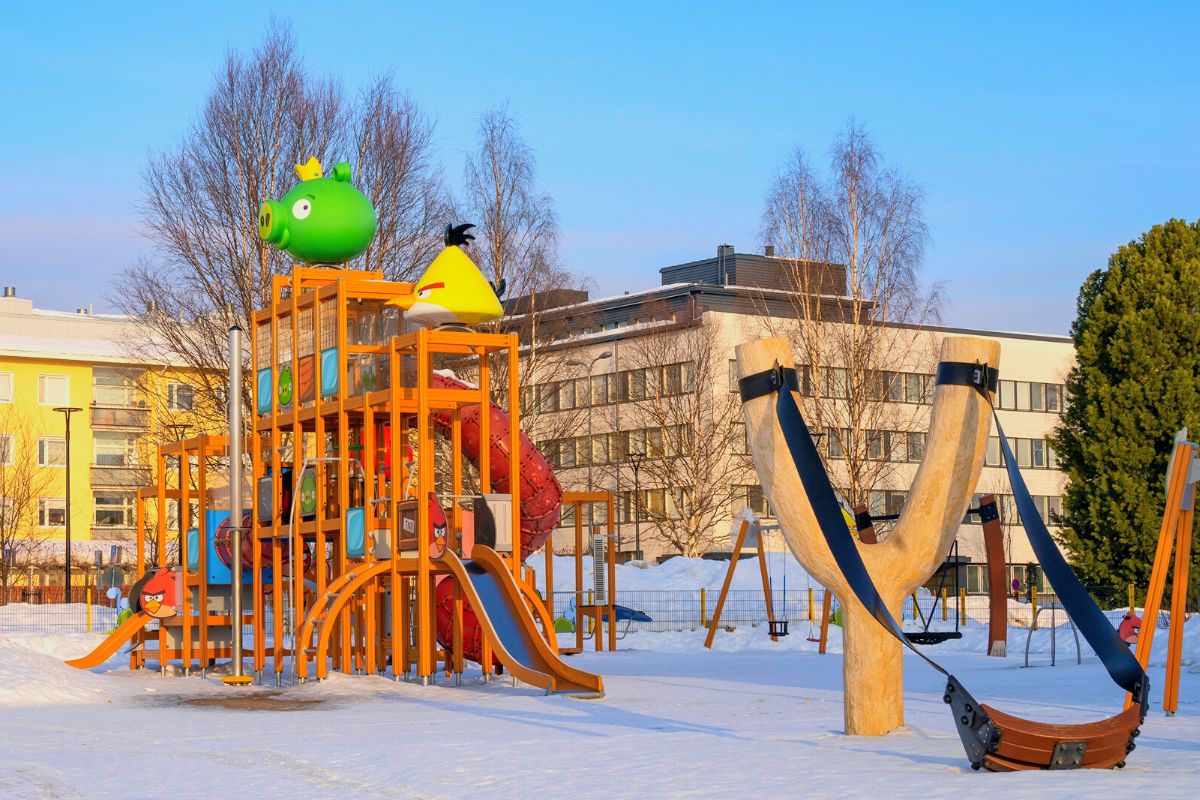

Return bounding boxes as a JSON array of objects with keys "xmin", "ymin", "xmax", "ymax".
[{"xmin": 660, "ymin": 249, "xmax": 847, "ymax": 295}]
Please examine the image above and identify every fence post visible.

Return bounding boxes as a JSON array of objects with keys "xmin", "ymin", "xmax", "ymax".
[
  {"xmin": 959, "ymin": 588, "xmax": 966, "ymax": 622},
  {"xmin": 808, "ymin": 587, "xmax": 815, "ymax": 621},
  {"xmin": 700, "ymin": 587, "xmax": 707, "ymax": 628},
  {"xmin": 910, "ymin": 591, "xmax": 918, "ymax": 621},
  {"xmin": 1128, "ymin": 582, "xmax": 1135, "ymax": 615},
  {"xmin": 941, "ymin": 589, "xmax": 948, "ymax": 622},
  {"xmin": 1031, "ymin": 585, "xmax": 1038, "ymax": 631},
  {"xmin": 86, "ymin": 587, "xmax": 92, "ymax": 632}
]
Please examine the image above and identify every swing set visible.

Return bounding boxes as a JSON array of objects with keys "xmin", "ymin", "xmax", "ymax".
[{"xmin": 703, "ymin": 515, "xmax": 832, "ymax": 650}]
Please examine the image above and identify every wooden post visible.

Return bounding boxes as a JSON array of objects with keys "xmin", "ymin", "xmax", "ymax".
[
  {"xmin": 981, "ymin": 495, "xmax": 1008, "ymax": 657},
  {"xmin": 704, "ymin": 520, "xmax": 750, "ymax": 649},
  {"xmin": 818, "ymin": 589, "xmax": 832, "ymax": 654},
  {"xmin": 737, "ymin": 335, "xmax": 998, "ymax": 736},
  {"xmin": 756, "ymin": 528, "xmax": 778, "ymax": 642},
  {"xmin": 1164, "ymin": 483, "xmax": 1194, "ymax": 715}
]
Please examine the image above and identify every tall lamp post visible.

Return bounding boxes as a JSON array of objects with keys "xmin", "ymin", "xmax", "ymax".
[
  {"xmin": 53, "ymin": 406, "xmax": 82, "ymax": 600},
  {"xmin": 628, "ymin": 450, "xmax": 645, "ymax": 560},
  {"xmin": 564, "ymin": 351, "xmax": 612, "ymax": 520}
]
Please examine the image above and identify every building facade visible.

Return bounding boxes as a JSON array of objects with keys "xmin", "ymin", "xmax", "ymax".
[
  {"xmin": 0, "ymin": 287, "xmax": 210, "ymax": 579},
  {"xmin": 518, "ymin": 249, "xmax": 1072, "ymax": 592}
]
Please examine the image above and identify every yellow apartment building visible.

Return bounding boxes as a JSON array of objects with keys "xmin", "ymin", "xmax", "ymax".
[{"xmin": 0, "ymin": 286, "xmax": 214, "ymax": 579}]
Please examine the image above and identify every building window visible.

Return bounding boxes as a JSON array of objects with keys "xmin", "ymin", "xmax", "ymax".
[
  {"xmin": 590, "ymin": 374, "xmax": 610, "ymax": 405},
  {"xmin": 622, "ymin": 488, "xmax": 668, "ymax": 522},
  {"xmin": 732, "ymin": 423, "xmax": 749, "ymax": 455},
  {"xmin": 590, "ymin": 434, "xmax": 610, "ymax": 465},
  {"xmin": 0, "ymin": 433, "xmax": 12, "ymax": 466},
  {"xmin": 38, "ymin": 374, "xmax": 69, "ymax": 406},
  {"xmin": 93, "ymin": 368, "xmax": 139, "ymax": 406},
  {"xmin": 167, "ymin": 382, "xmax": 195, "ymax": 411},
  {"xmin": 906, "ymin": 432, "xmax": 927, "ymax": 462},
  {"xmin": 95, "ymin": 432, "xmax": 138, "ymax": 466},
  {"xmin": 868, "ymin": 489, "xmax": 907, "ymax": 518},
  {"xmin": 826, "ymin": 428, "xmax": 848, "ymax": 460},
  {"xmin": 0, "ymin": 372, "xmax": 12, "ymax": 403},
  {"xmin": 38, "ymin": 437, "xmax": 66, "ymax": 467},
  {"xmin": 38, "ymin": 497, "xmax": 66, "ymax": 527},
  {"xmin": 1046, "ymin": 384, "xmax": 1062, "ymax": 413},
  {"xmin": 94, "ymin": 492, "xmax": 135, "ymax": 528}
]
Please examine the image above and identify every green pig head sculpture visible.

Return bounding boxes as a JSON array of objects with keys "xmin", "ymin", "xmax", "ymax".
[{"xmin": 258, "ymin": 157, "xmax": 377, "ymax": 264}]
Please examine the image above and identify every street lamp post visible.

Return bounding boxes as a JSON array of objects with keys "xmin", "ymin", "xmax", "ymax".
[
  {"xmin": 564, "ymin": 351, "xmax": 612, "ymax": 521},
  {"xmin": 628, "ymin": 450, "xmax": 645, "ymax": 560},
  {"xmin": 53, "ymin": 406, "xmax": 83, "ymax": 600}
]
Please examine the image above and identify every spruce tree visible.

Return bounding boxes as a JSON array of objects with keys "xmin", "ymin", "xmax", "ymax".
[{"xmin": 1053, "ymin": 219, "xmax": 1200, "ymax": 600}]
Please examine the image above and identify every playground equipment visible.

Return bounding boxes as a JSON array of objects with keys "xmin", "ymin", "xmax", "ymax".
[
  {"xmin": 704, "ymin": 514, "xmax": 830, "ymax": 649},
  {"xmin": 737, "ymin": 335, "xmax": 1149, "ymax": 770},
  {"xmin": 552, "ymin": 492, "xmax": 618, "ymax": 653},
  {"xmin": 1023, "ymin": 602, "xmax": 1082, "ymax": 668},
  {"xmin": 1128, "ymin": 428, "xmax": 1196, "ymax": 716},
  {"xmin": 854, "ymin": 506, "xmax": 975, "ymax": 646},
  {"xmin": 67, "ymin": 157, "xmax": 601, "ymax": 697}
]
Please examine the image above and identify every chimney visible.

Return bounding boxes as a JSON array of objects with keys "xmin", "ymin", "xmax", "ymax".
[
  {"xmin": 147, "ymin": 299, "xmax": 158, "ymax": 313},
  {"xmin": 764, "ymin": 244, "xmax": 775, "ymax": 257},
  {"xmin": 2, "ymin": 286, "xmax": 14, "ymax": 298},
  {"xmin": 88, "ymin": 304, "xmax": 94, "ymax": 315},
  {"xmin": 717, "ymin": 244, "xmax": 734, "ymax": 285}
]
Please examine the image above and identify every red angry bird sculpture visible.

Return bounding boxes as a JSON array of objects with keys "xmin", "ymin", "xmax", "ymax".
[
  {"xmin": 1119, "ymin": 612, "xmax": 1142, "ymax": 645},
  {"xmin": 130, "ymin": 568, "xmax": 178, "ymax": 619}
]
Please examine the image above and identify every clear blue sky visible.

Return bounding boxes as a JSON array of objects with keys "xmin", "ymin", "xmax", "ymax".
[{"xmin": 1, "ymin": 2, "xmax": 1196, "ymax": 333}]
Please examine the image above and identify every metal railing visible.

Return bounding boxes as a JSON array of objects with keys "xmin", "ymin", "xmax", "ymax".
[
  {"xmin": 0, "ymin": 585, "xmax": 1175, "ymax": 638},
  {"xmin": 548, "ymin": 588, "xmax": 1166, "ymax": 636}
]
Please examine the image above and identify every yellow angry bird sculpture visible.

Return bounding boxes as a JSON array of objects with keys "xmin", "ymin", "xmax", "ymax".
[{"xmin": 387, "ymin": 223, "xmax": 505, "ymax": 328}]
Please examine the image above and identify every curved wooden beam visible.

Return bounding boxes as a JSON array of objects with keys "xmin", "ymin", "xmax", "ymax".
[{"xmin": 737, "ymin": 335, "xmax": 999, "ymax": 735}]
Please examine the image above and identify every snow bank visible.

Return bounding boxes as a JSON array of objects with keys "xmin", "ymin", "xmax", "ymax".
[{"xmin": 0, "ymin": 633, "xmax": 123, "ymax": 706}]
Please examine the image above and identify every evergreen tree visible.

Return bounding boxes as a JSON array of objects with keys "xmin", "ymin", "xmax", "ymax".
[{"xmin": 1053, "ymin": 219, "xmax": 1200, "ymax": 599}]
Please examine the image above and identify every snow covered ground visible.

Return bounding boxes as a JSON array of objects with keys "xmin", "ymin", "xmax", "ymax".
[{"xmin": 1, "ymin": 576, "xmax": 1197, "ymax": 799}]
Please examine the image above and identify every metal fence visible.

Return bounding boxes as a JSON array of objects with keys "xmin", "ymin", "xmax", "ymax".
[
  {"xmin": 0, "ymin": 597, "xmax": 126, "ymax": 633},
  {"xmin": 548, "ymin": 588, "xmax": 1156, "ymax": 635},
  {"xmin": 0, "ymin": 585, "xmax": 1172, "ymax": 637}
]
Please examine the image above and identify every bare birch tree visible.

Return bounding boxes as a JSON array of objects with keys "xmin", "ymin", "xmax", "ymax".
[
  {"xmin": 0, "ymin": 408, "xmax": 56, "ymax": 590},
  {"xmin": 759, "ymin": 121, "xmax": 940, "ymax": 511},
  {"xmin": 459, "ymin": 105, "xmax": 588, "ymax": 444},
  {"xmin": 615, "ymin": 315, "xmax": 750, "ymax": 557},
  {"xmin": 113, "ymin": 23, "xmax": 445, "ymax": 420}
]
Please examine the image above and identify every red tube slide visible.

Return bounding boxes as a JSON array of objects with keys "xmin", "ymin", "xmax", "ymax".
[{"xmin": 430, "ymin": 373, "xmax": 562, "ymax": 662}]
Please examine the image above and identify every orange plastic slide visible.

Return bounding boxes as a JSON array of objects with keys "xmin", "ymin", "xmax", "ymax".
[
  {"xmin": 436, "ymin": 545, "xmax": 603, "ymax": 696},
  {"xmin": 64, "ymin": 611, "xmax": 152, "ymax": 669}
]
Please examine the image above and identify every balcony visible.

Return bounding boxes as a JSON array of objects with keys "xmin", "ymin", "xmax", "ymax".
[
  {"xmin": 91, "ymin": 404, "xmax": 149, "ymax": 429},
  {"xmin": 91, "ymin": 464, "xmax": 152, "ymax": 489}
]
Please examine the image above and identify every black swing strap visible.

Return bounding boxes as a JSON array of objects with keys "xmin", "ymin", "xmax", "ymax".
[{"xmin": 936, "ymin": 362, "xmax": 1148, "ymax": 708}]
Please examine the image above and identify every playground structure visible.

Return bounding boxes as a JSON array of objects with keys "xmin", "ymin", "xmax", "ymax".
[
  {"xmin": 736, "ymin": 335, "xmax": 1154, "ymax": 771},
  {"xmin": 549, "ymin": 492, "xmax": 618, "ymax": 653},
  {"xmin": 66, "ymin": 155, "xmax": 605, "ymax": 694},
  {"xmin": 738, "ymin": 335, "xmax": 1000, "ymax": 738},
  {"xmin": 704, "ymin": 515, "xmax": 832, "ymax": 651},
  {"xmin": 1128, "ymin": 428, "xmax": 1196, "ymax": 716},
  {"xmin": 68, "ymin": 266, "xmax": 602, "ymax": 695}
]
